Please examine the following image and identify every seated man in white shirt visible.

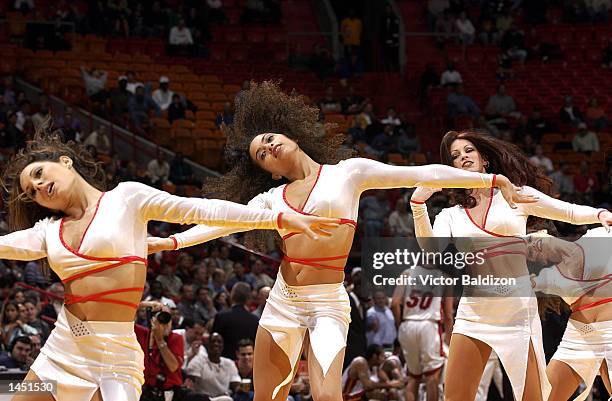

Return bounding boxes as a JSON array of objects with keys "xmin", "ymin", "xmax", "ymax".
[
  {"xmin": 152, "ymin": 76, "xmax": 174, "ymax": 111},
  {"xmin": 186, "ymin": 332, "xmax": 241, "ymax": 400},
  {"xmin": 169, "ymin": 18, "xmax": 194, "ymax": 56},
  {"xmin": 440, "ymin": 62, "xmax": 462, "ymax": 87}
]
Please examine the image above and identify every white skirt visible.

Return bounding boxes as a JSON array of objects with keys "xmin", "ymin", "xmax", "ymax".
[
  {"xmin": 552, "ymin": 319, "xmax": 612, "ymax": 401},
  {"xmin": 30, "ymin": 307, "xmax": 144, "ymax": 401},
  {"xmin": 452, "ymin": 276, "xmax": 551, "ymax": 401},
  {"xmin": 259, "ymin": 271, "xmax": 351, "ymax": 399}
]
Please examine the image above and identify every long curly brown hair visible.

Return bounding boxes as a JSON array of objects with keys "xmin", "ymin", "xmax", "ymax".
[
  {"xmin": 204, "ymin": 81, "xmax": 355, "ymax": 251},
  {"xmin": 440, "ymin": 130, "xmax": 553, "ymax": 208},
  {"xmin": 2, "ymin": 120, "xmax": 106, "ymax": 233}
]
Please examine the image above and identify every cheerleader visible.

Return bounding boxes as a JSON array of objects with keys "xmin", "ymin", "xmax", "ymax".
[
  {"xmin": 530, "ymin": 227, "xmax": 612, "ymax": 401},
  {"xmin": 3, "ymin": 127, "xmax": 335, "ymax": 401},
  {"xmin": 409, "ymin": 130, "xmax": 612, "ymax": 401},
  {"xmin": 149, "ymin": 82, "xmax": 529, "ymax": 401}
]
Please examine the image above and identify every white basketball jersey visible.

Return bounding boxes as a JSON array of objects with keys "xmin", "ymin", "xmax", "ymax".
[{"xmin": 400, "ymin": 267, "xmax": 444, "ymax": 321}]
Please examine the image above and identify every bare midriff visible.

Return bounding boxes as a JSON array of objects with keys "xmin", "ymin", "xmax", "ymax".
[
  {"xmin": 571, "ymin": 300, "xmax": 612, "ymax": 323},
  {"xmin": 63, "ymin": 262, "xmax": 146, "ymax": 321},
  {"xmin": 280, "ymin": 225, "xmax": 354, "ymax": 286}
]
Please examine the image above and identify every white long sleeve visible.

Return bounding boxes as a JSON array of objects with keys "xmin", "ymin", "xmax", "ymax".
[
  {"xmin": 342, "ymin": 158, "xmax": 494, "ymax": 193},
  {"xmin": 518, "ymin": 186, "xmax": 603, "ymax": 225},
  {"xmin": 0, "ymin": 219, "xmax": 48, "ymax": 261},
  {"xmin": 410, "ymin": 203, "xmax": 452, "ymax": 251},
  {"xmin": 122, "ymin": 182, "xmax": 280, "ymax": 230},
  {"xmin": 170, "ymin": 192, "xmax": 271, "ymax": 249}
]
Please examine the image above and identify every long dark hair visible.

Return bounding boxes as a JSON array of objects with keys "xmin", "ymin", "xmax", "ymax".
[
  {"xmin": 440, "ymin": 130, "xmax": 553, "ymax": 208},
  {"xmin": 204, "ymin": 81, "xmax": 354, "ymax": 251},
  {"xmin": 2, "ymin": 121, "xmax": 106, "ymax": 232}
]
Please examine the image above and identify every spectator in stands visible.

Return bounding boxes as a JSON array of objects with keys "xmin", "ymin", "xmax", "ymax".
[
  {"xmin": 124, "ymin": 71, "xmax": 143, "ymax": 94},
  {"xmin": 145, "ymin": 280, "xmax": 177, "ymax": 309},
  {"xmin": 447, "ymin": 84, "xmax": 480, "ymax": 119},
  {"xmin": 388, "ymin": 198, "xmax": 414, "ymax": 237},
  {"xmin": 572, "ymin": 122, "xmax": 600, "ymax": 152},
  {"xmin": 28, "ymin": 334, "xmax": 41, "ymax": 360},
  {"xmin": 309, "ymin": 45, "xmax": 336, "ymax": 81},
  {"xmin": 250, "ymin": 259, "xmax": 274, "ymax": 289},
  {"xmin": 381, "ymin": 107, "xmax": 402, "ymax": 126},
  {"xmin": 176, "ymin": 253, "xmax": 196, "ymax": 284},
  {"xmin": 479, "ymin": 16, "xmax": 499, "ymax": 45},
  {"xmin": 485, "ymin": 84, "xmax": 520, "ymax": 126},
  {"xmin": 427, "ymin": 0, "xmax": 450, "ymax": 31},
  {"xmin": 602, "ymin": 38, "xmax": 612, "ymax": 68},
  {"xmin": 573, "ymin": 160, "xmax": 600, "ymax": 194},
  {"xmin": 366, "ymin": 291, "xmax": 397, "ymax": 347},
  {"xmin": 234, "ymin": 339, "xmax": 254, "ymax": 400},
  {"xmin": 226, "ymin": 262, "xmax": 257, "ymax": 291},
  {"xmin": 152, "ymin": 76, "xmax": 174, "ymax": 111},
  {"xmin": 147, "ymin": 150, "xmax": 170, "ymax": 187},
  {"xmin": 341, "ymin": 9, "xmax": 363, "ymax": 56},
  {"xmin": 212, "ymin": 283, "xmax": 259, "ymax": 359},
  {"xmin": 1, "ymin": 301, "xmax": 38, "ymax": 347},
  {"xmin": 345, "ymin": 268, "xmax": 368, "ymax": 368},
  {"xmin": 23, "ymin": 260, "xmax": 46, "ymax": 288},
  {"xmin": 455, "ymin": 11, "xmax": 475, "ymax": 45},
  {"xmin": 168, "ymin": 93, "xmax": 186, "ymax": 123},
  {"xmin": 435, "ymin": 10, "xmax": 456, "ymax": 47},
  {"xmin": 186, "ymin": 332, "xmax": 240, "ymax": 398},
  {"xmin": 207, "ymin": 0, "xmax": 227, "ymax": 24},
  {"xmin": 22, "ymin": 300, "xmax": 50, "ymax": 341},
  {"xmin": 586, "ymin": 0, "xmax": 611, "ymax": 22},
  {"xmin": 360, "ymin": 190, "xmax": 391, "ymax": 237},
  {"xmin": 417, "ymin": 63, "xmax": 439, "ymax": 109},
  {"xmin": 210, "ymin": 268, "xmax": 228, "ymax": 295},
  {"xmin": 194, "ymin": 286, "xmax": 217, "ymax": 323},
  {"xmin": 380, "ymin": 3, "xmax": 400, "ymax": 71},
  {"xmin": 168, "ymin": 18, "xmax": 194, "ymax": 56},
  {"xmin": 440, "ymin": 62, "xmax": 462, "ymax": 87},
  {"xmin": 80, "ymin": 65, "xmax": 108, "ymax": 104},
  {"xmin": 60, "ymin": 111, "xmax": 81, "ymax": 142},
  {"xmin": 83, "ymin": 125, "xmax": 111, "ymax": 155},
  {"xmin": 526, "ymin": 106, "xmax": 554, "ymax": 140},
  {"xmin": 15, "ymin": 99, "xmax": 31, "ymax": 132},
  {"xmin": 178, "ymin": 284, "xmax": 198, "ymax": 321},
  {"xmin": 183, "ymin": 319, "xmax": 207, "ymax": 368},
  {"xmin": 39, "ymin": 283, "xmax": 64, "ymax": 321},
  {"xmin": 216, "ymin": 102, "xmax": 235, "ymax": 127},
  {"xmin": 109, "ymin": 76, "xmax": 132, "ymax": 123},
  {"xmin": 129, "ymin": 84, "xmax": 161, "ymax": 130},
  {"xmin": 194, "ymin": 265, "xmax": 210, "ymax": 290},
  {"xmin": 157, "ymin": 260, "xmax": 183, "ymax": 299},
  {"xmin": 136, "ymin": 309, "xmax": 184, "ymax": 398},
  {"xmin": 214, "ymin": 291, "xmax": 231, "ymax": 313},
  {"xmin": 251, "ymin": 286, "xmax": 270, "ymax": 319},
  {"xmin": 559, "ymin": 95, "xmax": 584, "ymax": 126},
  {"xmin": 169, "ymin": 152, "xmax": 193, "ymax": 186},
  {"xmin": 585, "ymin": 97, "xmax": 608, "ymax": 130},
  {"xmin": 318, "ymin": 86, "xmax": 342, "ymax": 114},
  {"xmin": 500, "ymin": 24, "xmax": 527, "ymax": 63},
  {"xmin": 0, "ymin": 111, "xmax": 19, "ymax": 151},
  {"xmin": 341, "ymin": 85, "xmax": 366, "ymax": 115},
  {"xmin": 372, "ymin": 124, "xmax": 396, "ymax": 154},
  {"xmin": 396, "ymin": 126, "xmax": 421, "ymax": 159},
  {"xmin": 529, "ymin": 145, "xmax": 554, "ymax": 174},
  {"xmin": 0, "ymin": 336, "xmax": 32, "ymax": 370},
  {"xmin": 550, "ymin": 161, "xmax": 575, "ymax": 195}
]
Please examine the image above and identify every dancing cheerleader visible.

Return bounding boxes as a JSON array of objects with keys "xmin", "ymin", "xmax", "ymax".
[
  {"xmin": 530, "ymin": 227, "xmax": 612, "ymax": 401},
  {"xmin": 409, "ymin": 130, "xmax": 612, "ymax": 401},
  {"xmin": 2, "ymin": 126, "xmax": 336, "ymax": 401},
  {"xmin": 149, "ymin": 82, "xmax": 530, "ymax": 401}
]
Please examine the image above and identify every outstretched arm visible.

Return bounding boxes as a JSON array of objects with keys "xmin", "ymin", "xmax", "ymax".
[
  {"xmin": 127, "ymin": 182, "xmax": 337, "ymax": 240},
  {"xmin": 519, "ymin": 186, "xmax": 610, "ymax": 227},
  {"xmin": 345, "ymin": 158, "xmax": 495, "ymax": 192},
  {"xmin": 0, "ymin": 219, "xmax": 47, "ymax": 261},
  {"xmin": 409, "ymin": 187, "xmax": 452, "ymax": 252}
]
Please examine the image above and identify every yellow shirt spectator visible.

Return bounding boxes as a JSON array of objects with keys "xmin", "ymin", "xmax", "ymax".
[{"xmin": 341, "ymin": 17, "xmax": 362, "ymax": 46}]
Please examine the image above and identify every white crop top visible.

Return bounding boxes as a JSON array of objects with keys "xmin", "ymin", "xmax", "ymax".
[
  {"xmin": 0, "ymin": 181, "xmax": 282, "ymax": 284},
  {"xmin": 533, "ymin": 227, "xmax": 612, "ymax": 308},
  {"xmin": 169, "ymin": 158, "xmax": 497, "ymax": 256}
]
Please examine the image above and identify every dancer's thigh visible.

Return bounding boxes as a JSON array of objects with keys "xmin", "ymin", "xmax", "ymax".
[
  {"xmin": 307, "ymin": 342, "xmax": 345, "ymax": 401},
  {"xmin": 253, "ymin": 326, "xmax": 301, "ymax": 401},
  {"xmin": 444, "ymin": 333, "xmax": 491, "ymax": 401},
  {"xmin": 546, "ymin": 359, "xmax": 581, "ymax": 401},
  {"xmin": 600, "ymin": 359, "xmax": 611, "ymax": 396},
  {"xmin": 521, "ymin": 340, "xmax": 543, "ymax": 401}
]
